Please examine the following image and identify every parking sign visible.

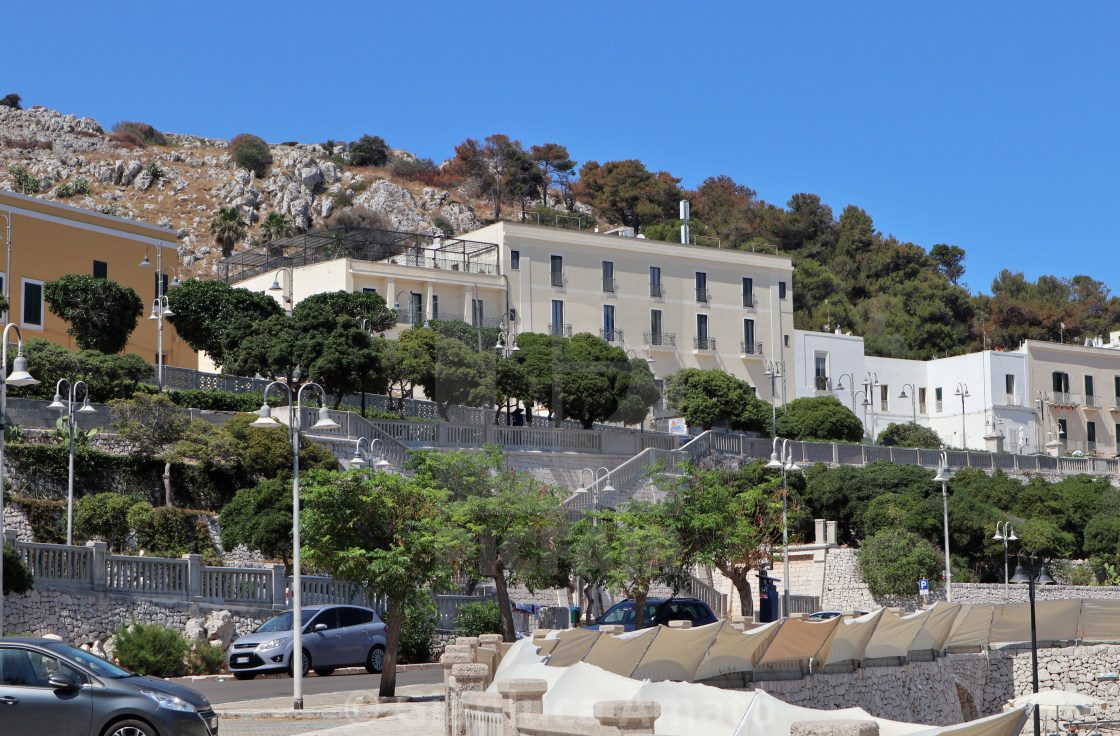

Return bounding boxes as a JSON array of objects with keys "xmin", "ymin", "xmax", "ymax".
[{"xmin": 919, "ymin": 578, "xmax": 930, "ymax": 596}]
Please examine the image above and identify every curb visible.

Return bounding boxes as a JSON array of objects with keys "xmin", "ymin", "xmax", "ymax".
[{"xmin": 179, "ymin": 662, "xmax": 442, "ymax": 682}]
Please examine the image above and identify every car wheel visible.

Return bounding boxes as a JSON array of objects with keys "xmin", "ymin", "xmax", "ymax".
[
  {"xmin": 103, "ymin": 718, "xmax": 157, "ymax": 736},
  {"xmin": 288, "ymin": 649, "xmax": 310, "ymax": 678},
  {"xmin": 365, "ymin": 644, "xmax": 385, "ymax": 674},
  {"xmin": 233, "ymin": 672, "xmax": 256, "ymax": 681},
  {"xmin": 314, "ymin": 668, "xmax": 335, "ymax": 677}
]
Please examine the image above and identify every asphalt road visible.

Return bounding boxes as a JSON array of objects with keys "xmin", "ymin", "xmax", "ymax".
[{"xmin": 177, "ymin": 667, "xmax": 443, "ymax": 704}]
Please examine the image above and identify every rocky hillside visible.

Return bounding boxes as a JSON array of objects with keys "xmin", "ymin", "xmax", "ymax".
[{"xmin": 0, "ymin": 106, "xmax": 487, "ymax": 276}]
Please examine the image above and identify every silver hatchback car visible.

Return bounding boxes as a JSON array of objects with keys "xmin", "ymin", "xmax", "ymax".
[{"xmin": 227, "ymin": 604, "xmax": 387, "ymax": 680}]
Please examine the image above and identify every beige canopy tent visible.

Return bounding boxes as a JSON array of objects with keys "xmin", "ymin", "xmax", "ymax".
[
  {"xmin": 816, "ymin": 609, "xmax": 884, "ymax": 667},
  {"xmin": 630, "ymin": 622, "xmax": 723, "ymax": 681},
  {"xmin": 988, "ymin": 599, "xmax": 1080, "ymax": 646},
  {"xmin": 1077, "ymin": 599, "xmax": 1120, "ymax": 643},
  {"xmin": 693, "ymin": 619, "xmax": 782, "ymax": 681}
]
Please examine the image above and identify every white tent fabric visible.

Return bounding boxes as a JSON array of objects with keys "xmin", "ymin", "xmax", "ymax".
[
  {"xmin": 1077, "ymin": 599, "xmax": 1120, "ymax": 643},
  {"xmin": 634, "ymin": 680, "xmax": 756, "ymax": 735},
  {"xmin": 631, "ymin": 622, "xmax": 722, "ymax": 681},
  {"xmin": 543, "ymin": 661, "xmax": 645, "ymax": 718},
  {"xmin": 817, "ymin": 609, "xmax": 884, "ymax": 666}
]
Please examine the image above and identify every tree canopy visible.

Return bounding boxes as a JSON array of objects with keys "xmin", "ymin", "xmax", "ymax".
[
  {"xmin": 44, "ymin": 275, "xmax": 143, "ymax": 354},
  {"xmin": 663, "ymin": 368, "xmax": 768, "ymax": 432}
]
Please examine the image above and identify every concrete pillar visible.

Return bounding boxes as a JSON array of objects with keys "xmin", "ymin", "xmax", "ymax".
[
  {"xmin": 268, "ymin": 563, "xmax": 285, "ymax": 607},
  {"xmin": 593, "ymin": 701, "xmax": 660, "ymax": 736},
  {"xmin": 450, "ymin": 663, "xmax": 490, "ymax": 736},
  {"xmin": 496, "ymin": 678, "xmax": 547, "ymax": 736},
  {"xmin": 182, "ymin": 554, "xmax": 202, "ymax": 600},
  {"xmin": 814, "ymin": 519, "xmax": 826, "ymax": 545},
  {"xmin": 826, "ymin": 521, "xmax": 838, "ymax": 545},
  {"xmin": 87, "ymin": 540, "xmax": 107, "ymax": 592},
  {"xmin": 3, "ymin": 529, "xmax": 16, "ymax": 546},
  {"xmin": 440, "ymin": 651, "xmax": 474, "ymax": 736}
]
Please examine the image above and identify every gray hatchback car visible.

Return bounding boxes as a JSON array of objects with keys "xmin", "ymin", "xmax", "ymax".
[
  {"xmin": 227, "ymin": 604, "xmax": 387, "ymax": 679},
  {"xmin": 0, "ymin": 637, "xmax": 217, "ymax": 736}
]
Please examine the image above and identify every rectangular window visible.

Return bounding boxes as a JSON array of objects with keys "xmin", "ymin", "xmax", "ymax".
[
  {"xmin": 362, "ymin": 287, "xmax": 378, "ymax": 294},
  {"xmin": 1088, "ymin": 421, "xmax": 1097, "ymax": 443},
  {"xmin": 695, "ymin": 272, "xmax": 708, "ymax": 303},
  {"xmin": 410, "ymin": 292, "xmax": 423, "ymax": 325},
  {"xmin": 813, "ymin": 353, "xmax": 827, "ymax": 389},
  {"xmin": 779, "ymin": 281, "xmax": 787, "ymax": 300},
  {"xmin": 602, "ymin": 304, "xmax": 616, "ymax": 340},
  {"xmin": 1115, "ymin": 376, "xmax": 1120, "ymax": 400},
  {"xmin": 93, "ymin": 260, "xmax": 108, "ymax": 279},
  {"xmin": 653, "ymin": 378, "xmax": 665, "ymax": 414},
  {"xmin": 550, "ymin": 255, "xmax": 563, "ymax": 287},
  {"xmin": 784, "ymin": 334, "xmax": 790, "ymax": 347},
  {"xmin": 550, "ymin": 300, "xmax": 565, "ymax": 336},
  {"xmin": 602, "ymin": 261, "xmax": 615, "ymax": 293},
  {"xmin": 649, "ymin": 266, "xmax": 662, "ymax": 297},
  {"xmin": 472, "ymin": 298, "xmax": 484, "ymax": 327},
  {"xmin": 1006, "ymin": 374, "xmax": 1015, "ymax": 393},
  {"xmin": 650, "ymin": 309, "xmax": 662, "ymax": 343},
  {"xmin": 743, "ymin": 319, "xmax": 756, "ymax": 354},
  {"xmin": 1058, "ymin": 418, "xmax": 1068, "ymax": 440},
  {"xmin": 918, "ymin": 388, "xmax": 927, "ymax": 414},
  {"xmin": 935, "ymin": 387, "xmax": 943, "ymax": 412},
  {"xmin": 696, "ymin": 314, "xmax": 710, "ymax": 349},
  {"xmin": 431, "ymin": 295, "xmax": 439, "ymax": 320},
  {"xmin": 880, "ymin": 384, "xmax": 889, "ymax": 411},
  {"xmin": 510, "ymin": 250, "xmax": 520, "ymax": 270},
  {"xmin": 1053, "ymin": 371, "xmax": 1070, "ymax": 394},
  {"xmin": 1085, "ymin": 375, "xmax": 1095, "ymax": 397},
  {"xmin": 742, "ymin": 277, "xmax": 754, "ymax": 307},
  {"xmin": 21, "ymin": 279, "xmax": 43, "ymax": 329}
]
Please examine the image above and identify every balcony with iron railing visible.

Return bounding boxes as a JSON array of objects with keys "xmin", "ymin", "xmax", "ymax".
[
  {"xmin": 694, "ymin": 336, "xmax": 717, "ymax": 351},
  {"xmin": 650, "ymin": 283, "xmax": 663, "ymax": 298},
  {"xmin": 936, "ymin": 400, "xmax": 943, "ymax": 412},
  {"xmin": 1002, "ymin": 393, "xmax": 1021, "ymax": 406},
  {"xmin": 550, "ymin": 272, "xmax": 565, "ymax": 287},
  {"xmin": 814, "ymin": 376, "xmax": 832, "ymax": 391},
  {"xmin": 696, "ymin": 288, "xmax": 711, "ymax": 303},
  {"xmin": 603, "ymin": 278, "xmax": 618, "ymax": 293},
  {"xmin": 600, "ymin": 328, "xmax": 624, "ymax": 343},
  {"xmin": 549, "ymin": 323, "xmax": 572, "ymax": 337},
  {"xmin": 740, "ymin": 341, "xmax": 763, "ymax": 356},
  {"xmin": 645, "ymin": 331, "xmax": 676, "ymax": 347},
  {"xmin": 743, "ymin": 292, "xmax": 754, "ymax": 308},
  {"xmin": 1084, "ymin": 394, "xmax": 1100, "ymax": 409},
  {"xmin": 1051, "ymin": 391, "xmax": 1080, "ymax": 406}
]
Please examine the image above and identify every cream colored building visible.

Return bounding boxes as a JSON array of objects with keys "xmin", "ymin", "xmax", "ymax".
[
  {"xmin": 0, "ymin": 190, "xmax": 192, "ymax": 368},
  {"xmin": 220, "ymin": 222, "xmax": 796, "ymax": 398}
]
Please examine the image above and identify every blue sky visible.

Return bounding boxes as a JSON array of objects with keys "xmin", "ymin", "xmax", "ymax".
[{"xmin": 8, "ymin": 1, "xmax": 1117, "ymax": 296}]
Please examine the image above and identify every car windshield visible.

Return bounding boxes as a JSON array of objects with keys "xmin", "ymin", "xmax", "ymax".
[
  {"xmin": 255, "ymin": 609, "xmax": 319, "ymax": 633},
  {"xmin": 42, "ymin": 642, "xmax": 133, "ymax": 679}
]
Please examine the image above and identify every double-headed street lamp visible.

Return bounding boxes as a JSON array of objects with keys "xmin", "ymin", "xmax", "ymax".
[
  {"xmin": 268, "ymin": 267, "xmax": 296, "ymax": 316},
  {"xmin": 992, "ymin": 521, "xmax": 1018, "ymax": 603},
  {"xmin": 1010, "ymin": 549, "xmax": 1057, "ymax": 736},
  {"xmin": 350, "ymin": 437, "xmax": 390, "ymax": 471},
  {"xmin": 954, "ymin": 383, "xmax": 971, "ymax": 449},
  {"xmin": 0, "ymin": 324, "xmax": 39, "ymax": 634},
  {"xmin": 766, "ymin": 438, "xmax": 800, "ymax": 617},
  {"xmin": 574, "ymin": 467, "xmax": 615, "ymax": 621},
  {"xmin": 933, "ymin": 451, "xmax": 954, "ymax": 602},
  {"xmin": 139, "ymin": 244, "xmax": 180, "ymax": 392},
  {"xmin": 48, "ymin": 380, "xmax": 95, "ymax": 545},
  {"xmin": 763, "ymin": 359, "xmax": 785, "ymax": 436},
  {"xmin": 250, "ymin": 381, "xmax": 338, "ymax": 710}
]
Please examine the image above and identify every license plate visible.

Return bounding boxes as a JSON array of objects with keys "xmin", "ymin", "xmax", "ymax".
[
  {"xmin": 208, "ymin": 716, "xmax": 218, "ymax": 728},
  {"xmin": 234, "ymin": 657, "xmax": 249, "ymax": 663}
]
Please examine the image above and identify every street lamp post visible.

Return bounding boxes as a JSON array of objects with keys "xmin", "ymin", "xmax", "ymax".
[
  {"xmin": 495, "ymin": 326, "xmax": 520, "ymax": 425},
  {"xmin": 992, "ymin": 521, "xmax": 1018, "ymax": 603},
  {"xmin": 350, "ymin": 437, "xmax": 390, "ymax": 471},
  {"xmin": 0, "ymin": 211, "xmax": 10, "ymax": 322},
  {"xmin": 861, "ymin": 372, "xmax": 879, "ymax": 442},
  {"xmin": 574, "ymin": 467, "xmax": 615, "ymax": 622},
  {"xmin": 268, "ymin": 267, "xmax": 296, "ymax": 316},
  {"xmin": 0, "ymin": 325, "xmax": 39, "ymax": 633},
  {"xmin": 898, "ymin": 383, "xmax": 918, "ymax": 425},
  {"xmin": 139, "ymin": 244, "xmax": 180, "ymax": 392},
  {"xmin": 954, "ymin": 383, "xmax": 970, "ymax": 449},
  {"xmin": 763, "ymin": 359, "xmax": 784, "ymax": 436},
  {"xmin": 933, "ymin": 451, "xmax": 954, "ymax": 602},
  {"xmin": 249, "ymin": 381, "xmax": 339, "ymax": 710},
  {"xmin": 1010, "ymin": 549, "xmax": 1057, "ymax": 736},
  {"xmin": 766, "ymin": 438, "xmax": 801, "ymax": 618},
  {"xmin": 48, "ymin": 379, "xmax": 95, "ymax": 545}
]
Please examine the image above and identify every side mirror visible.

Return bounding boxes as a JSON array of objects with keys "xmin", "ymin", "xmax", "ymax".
[
  {"xmin": 49, "ymin": 673, "xmax": 79, "ymax": 691},
  {"xmin": 313, "ymin": 623, "xmax": 328, "ymax": 632}
]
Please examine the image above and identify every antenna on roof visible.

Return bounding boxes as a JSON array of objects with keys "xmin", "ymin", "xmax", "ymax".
[{"xmin": 679, "ymin": 200, "xmax": 690, "ymax": 245}]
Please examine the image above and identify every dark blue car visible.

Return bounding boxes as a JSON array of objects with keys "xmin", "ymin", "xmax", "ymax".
[{"xmin": 585, "ymin": 598, "xmax": 719, "ymax": 631}]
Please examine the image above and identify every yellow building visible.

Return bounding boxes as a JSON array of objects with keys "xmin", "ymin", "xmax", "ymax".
[{"xmin": 0, "ymin": 190, "xmax": 193, "ymax": 368}]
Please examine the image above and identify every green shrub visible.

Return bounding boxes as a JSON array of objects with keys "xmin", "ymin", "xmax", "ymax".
[
  {"xmin": 54, "ymin": 182, "xmax": 75, "ymax": 198},
  {"xmin": 74, "ymin": 493, "xmax": 142, "ymax": 551},
  {"xmin": 113, "ymin": 622, "xmax": 188, "ymax": 677},
  {"xmin": 7, "ymin": 164, "xmax": 39, "ymax": 194},
  {"xmin": 0, "ymin": 93, "xmax": 22, "ymax": 110},
  {"xmin": 8, "ymin": 495, "xmax": 65, "ymax": 544},
  {"xmin": 348, "ymin": 134, "xmax": 390, "ymax": 167},
  {"xmin": 168, "ymin": 389, "xmax": 270, "ymax": 412},
  {"xmin": 454, "ymin": 600, "xmax": 502, "ymax": 637},
  {"xmin": 145, "ymin": 160, "xmax": 162, "ymax": 180},
  {"xmin": 388, "ymin": 155, "xmax": 439, "ymax": 182},
  {"xmin": 332, "ymin": 189, "xmax": 355, "ymax": 209},
  {"xmin": 187, "ymin": 640, "xmax": 225, "ymax": 675},
  {"xmin": 877, "ymin": 422, "xmax": 943, "ymax": 449},
  {"xmin": 858, "ymin": 528, "xmax": 945, "ymax": 597},
  {"xmin": 230, "ymin": 134, "xmax": 272, "ymax": 178},
  {"xmin": 111, "ymin": 121, "xmax": 168, "ymax": 147},
  {"xmin": 432, "ymin": 214, "xmax": 454, "ymax": 237},
  {"xmin": 136, "ymin": 506, "xmax": 197, "ymax": 557},
  {"xmin": 398, "ymin": 597, "xmax": 438, "ymax": 664},
  {"xmin": 3, "ymin": 544, "xmax": 33, "ymax": 595}
]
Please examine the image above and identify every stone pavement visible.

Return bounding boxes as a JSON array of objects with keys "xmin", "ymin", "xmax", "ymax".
[{"xmin": 217, "ymin": 682, "xmax": 444, "ymax": 736}]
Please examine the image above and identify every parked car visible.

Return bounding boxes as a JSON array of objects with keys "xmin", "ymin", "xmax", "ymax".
[
  {"xmin": 0, "ymin": 637, "xmax": 216, "ymax": 736},
  {"xmin": 227, "ymin": 604, "xmax": 387, "ymax": 680},
  {"xmin": 584, "ymin": 598, "xmax": 719, "ymax": 632}
]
